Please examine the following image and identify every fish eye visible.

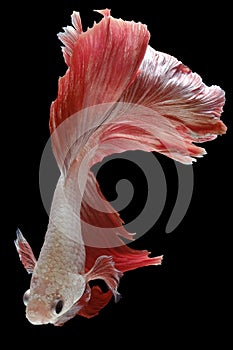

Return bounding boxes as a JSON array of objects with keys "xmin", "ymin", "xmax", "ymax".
[
  {"xmin": 23, "ymin": 289, "xmax": 30, "ymax": 306},
  {"xmin": 52, "ymin": 299, "xmax": 64, "ymax": 314}
]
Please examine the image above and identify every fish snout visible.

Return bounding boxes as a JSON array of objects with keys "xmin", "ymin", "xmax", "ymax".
[{"xmin": 26, "ymin": 299, "xmax": 52, "ymax": 325}]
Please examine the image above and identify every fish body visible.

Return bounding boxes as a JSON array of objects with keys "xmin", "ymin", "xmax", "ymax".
[
  {"xmin": 15, "ymin": 173, "xmax": 124, "ymax": 325},
  {"xmin": 15, "ymin": 9, "xmax": 226, "ymax": 326}
]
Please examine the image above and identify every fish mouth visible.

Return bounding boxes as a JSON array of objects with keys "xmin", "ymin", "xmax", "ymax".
[{"xmin": 26, "ymin": 300, "xmax": 52, "ymax": 325}]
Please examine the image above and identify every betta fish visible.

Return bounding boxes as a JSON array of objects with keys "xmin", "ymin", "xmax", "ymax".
[{"xmin": 15, "ymin": 9, "xmax": 226, "ymax": 326}]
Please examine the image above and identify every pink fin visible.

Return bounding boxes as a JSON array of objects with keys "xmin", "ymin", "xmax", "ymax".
[
  {"xmin": 14, "ymin": 229, "xmax": 37, "ymax": 273},
  {"xmin": 50, "ymin": 10, "xmax": 149, "ymax": 171},
  {"xmin": 89, "ymin": 47, "xmax": 226, "ymax": 166},
  {"xmin": 85, "ymin": 255, "xmax": 123, "ymax": 301},
  {"xmin": 117, "ymin": 47, "xmax": 226, "ymax": 163},
  {"xmin": 50, "ymin": 9, "xmax": 225, "ymax": 173},
  {"xmin": 57, "ymin": 11, "xmax": 83, "ymax": 66},
  {"xmin": 94, "ymin": 9, "xmax": 111, "ymax": 17}
]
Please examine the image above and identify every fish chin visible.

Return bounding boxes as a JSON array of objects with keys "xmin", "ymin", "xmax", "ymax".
[{"xmin": 26, "ymin": 316, "xmax": 50, "ymax": 326}]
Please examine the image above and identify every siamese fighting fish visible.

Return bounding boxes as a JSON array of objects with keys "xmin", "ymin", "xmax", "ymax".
[{"xmin": 15, "ymin": 9, "xmax": 226, "ymax": 326}]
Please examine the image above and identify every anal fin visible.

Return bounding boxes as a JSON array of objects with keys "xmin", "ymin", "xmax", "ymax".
[{"xmin": 78, "ymin": 286, "xmax": 112, "ymax": 319}]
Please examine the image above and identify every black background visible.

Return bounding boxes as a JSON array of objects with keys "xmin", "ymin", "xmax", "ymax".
[{"xmin": 4, "ymin": 0, "xmax": 231, "ymax": 347}]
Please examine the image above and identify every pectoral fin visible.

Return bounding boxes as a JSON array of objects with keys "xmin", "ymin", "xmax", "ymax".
[
  {"xmin": 14, "ymin": 229, "xmax": 37, "ymax": 273},
  {"xmin": 85, "ymin": 255, "xmax": 123, "ymax": 301}
]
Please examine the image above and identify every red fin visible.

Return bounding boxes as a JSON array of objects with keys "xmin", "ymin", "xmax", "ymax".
[
  {"xmin": 14, "ymin": 229, "xmax": 37, "ymax": 273},
  {"xmin": 50, "ymin": 9, "xmax": 226, "ymax": 177},
  {"xmin": 86, "ymin": 245, "xmax": 163, "ymax": 273},
  {"xmin": 50, "ymin": 10, "xmax": 149, "ymax": 172},
  {"xmin": 81, "ymin": 250, "xmax": 162, "ymax": 319},
  {"xmin": 85, "ymin": 255, "xmax": 123, "ymax": 301},
  {"xmin": 81, "ymin": 171, "xmax": 162, "ymax": 311},
  {"xmin": 81, "ymin": 171, "xmax": 134, "ymax": 243},
  {"xmin": 78, "ymin": 286, "xmax": 113, "ymax": 319},
  {"xmin": 81, "ymin": 171, "xmax": 163, "ymax": 272}
]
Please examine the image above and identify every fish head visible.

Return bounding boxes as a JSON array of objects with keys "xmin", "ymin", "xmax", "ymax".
[{"xmin": 23, "ymin": 271, "xmax": 86, "ymax": 325}]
